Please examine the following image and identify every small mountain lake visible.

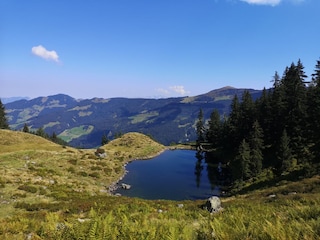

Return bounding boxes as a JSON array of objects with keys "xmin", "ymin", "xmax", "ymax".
[{"xmin": 116, "ymin": 149, "xmax": 222, "ymax": 200}]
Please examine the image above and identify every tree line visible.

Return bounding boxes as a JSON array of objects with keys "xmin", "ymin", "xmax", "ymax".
[
  {"xmin": 196, "ymin": 59, "xmax": 320, "ymax": 183},
  {"xmin": 0, "ymin": 104, "xmax": 67, "ymax": 146}
]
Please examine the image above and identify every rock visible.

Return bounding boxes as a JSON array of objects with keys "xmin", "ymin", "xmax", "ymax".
[
  {"xmin": 95, "ymin": 148, "xmax": 107, "ymax": 158},
  {"xmin": 121, "ymin": 183, "xmax": 131, "ymax": 190},
  {"xmin": 177, "ymin": 204, "xmax": 184, "ymax": 208},
  {"xmin": 204, "ymin": 196, "xmax": 222, "ymax": 213}
]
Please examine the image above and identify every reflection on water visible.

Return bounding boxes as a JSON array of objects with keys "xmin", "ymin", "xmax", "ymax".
[{"xmin": 116, "ymin": 150, "xmax": 227, "ymax": 200}]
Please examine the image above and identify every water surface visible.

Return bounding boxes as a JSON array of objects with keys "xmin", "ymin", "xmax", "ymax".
[{"xmin": 116, "ymin": 150, "xmax": 220, "ymax": 200}]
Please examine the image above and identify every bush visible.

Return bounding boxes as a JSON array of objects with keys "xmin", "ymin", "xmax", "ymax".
[
  {"xmin": 89, "ymin": 172, "xmax": 100, "ymax": 179},
  {"xmin": 18, "ymin": 185, "xmax": 38, "ymax": 193},
  {"xmin": 78, "ymin": 171, "xmax": 88, "ymax": 177}
]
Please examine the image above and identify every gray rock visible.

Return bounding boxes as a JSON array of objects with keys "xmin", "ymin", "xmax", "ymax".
[
  {"xmin": 204, "ymin": 196, "xmax": 222, "ymax": 213},
  {"xmin": 121, "ymin": 183, "xmax": 131, "ymax": 190}
]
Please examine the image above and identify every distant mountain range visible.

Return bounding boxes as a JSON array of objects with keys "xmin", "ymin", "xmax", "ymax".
[
  {"xmin": 4, "ymin": 87, "xmax": 262, "ymax": 148},
  {"xmin": 1, "ymin": 97, "xmax": 30, "ymax": 104}
]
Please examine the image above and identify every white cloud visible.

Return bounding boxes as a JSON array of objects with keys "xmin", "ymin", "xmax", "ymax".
[
  {"xmin": 169, "ymin": 85, "xmax": 189, "ymax": 95},
  {"xmin": 31, "ymin": 45, "xmax": 59, "ymax": 62},
  {"xmin": 156, "ymin": 85, "xmax": 189, "ymax": 97},
  {"xmin": 240, "ymin": 0, "xmax": 282, "ymax": 6}
]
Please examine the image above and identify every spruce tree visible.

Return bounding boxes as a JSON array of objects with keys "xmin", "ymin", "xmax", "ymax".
[
  {"xmin": 233, "ymin": 139, "xmax": 252, "ymax": 181},
  {"xmin": 248, "ymin": 120, "xmax": 264, "ymax": 175},
  {"xmin": 0, "ymin": 99, "xmax": 9, "ymax": 129},
  {"xmin": 281, "ymin": 61, "xmax": 308, "ymax": 162},
  {"xmin": 206, "ymin": 109, "xmax": 221, "ymax": 150},
  {"xmin": 227, "ymin": 95, "xmax": 241, "ymax": 152},
  {"xmin": 239, "ymin": 90, "xmax": 255, "ymax": 142},
  {"xmin": 307, "ymin": 59, "xmax": 320, "ymax": 161},
  {"xmin": 23, "ymin": 123, "xmax": 30, "ymax": 133},
  {"xmin": 196, "ymin": 108, "xmax": 205, "ymax": 145},
  {"xmin": 101, "ymin": 133, "xmax": 109, "ymax": 146},
  {"xmin": 276, "ymin": 129, "xmax": 293, "ymax": 173}
]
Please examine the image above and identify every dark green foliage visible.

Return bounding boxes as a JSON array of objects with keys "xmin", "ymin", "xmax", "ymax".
[
  {"xmin": 206, "ymin": 109, "xmax": 222, "ymax": 149},
  {"xmin": 18, "ymin": 185, "xmax": 38, "ymax": 193},
  {"xmin": 204, "ymin": 58, "xmax": 320, "ymax": 183},
  {"xmin": 248, "ymin": 121, "xmax": 264, "ymax": 175},
  {"xmin": 22, "ymin": 123, "xmax": 29, "ymax": 133},
  {"xmin": 276, "ymin": 129, "xmax": 293, "ymax": 172},
  {"xmin": 233, "ymin": 139, "xmax": 251, "ymax": 180},
  {"xmin": 101, "ymin": 133, "xmax": 109, "ymax": 146},
  {"xmin": 196, "ymin": 108, "xmax": 205, "ymax": 144},
  {"xmin": 0, "ymin": 99, "xmax": 9, "ymax": 129}
]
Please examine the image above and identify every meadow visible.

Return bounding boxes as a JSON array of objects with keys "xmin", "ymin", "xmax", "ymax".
[{"xmin": 0, "ymin": 129, "xmax": 319, "ymax": 239}]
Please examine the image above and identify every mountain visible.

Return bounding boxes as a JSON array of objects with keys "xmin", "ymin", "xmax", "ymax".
[
  {"xmin": 1, "ymin": 96, "xmax": 30, "ymax": 104},
  {"xmin": 4, "ymin": 87, "xmax": 262, "ymax": 148}
]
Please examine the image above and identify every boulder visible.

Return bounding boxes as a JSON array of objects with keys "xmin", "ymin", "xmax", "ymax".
[
  {"xmin": 121, "ymin": 183, "xmax": 131, "ymax": 190},
  {"xmin": 204, "ymin": 196, "xmax": 222, "ymax": 213}
]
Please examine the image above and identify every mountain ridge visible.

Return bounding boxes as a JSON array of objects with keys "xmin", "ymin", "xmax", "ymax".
[{"xmin": 4, "ymin": 86, "xmax": 263, "ymax": 148}]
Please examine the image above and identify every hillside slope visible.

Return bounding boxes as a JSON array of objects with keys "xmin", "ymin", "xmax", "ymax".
[
  {"xmin": 5, "ymin": 87, "xmax": 262, "ymax": 148},
  {"xmin": 0, "ymin": 130, "xmax": 165, "ymax": 217}
]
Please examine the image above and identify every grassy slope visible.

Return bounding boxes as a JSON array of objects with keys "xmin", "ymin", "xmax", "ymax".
[{"xmin": 0, "ymin": 130, "xmax": 319, "ymax": 239}]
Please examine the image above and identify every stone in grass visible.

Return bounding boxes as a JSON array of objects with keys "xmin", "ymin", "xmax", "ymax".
[{"xmin": 203, "ymin": 196, "xmax": 222, "ymax": 213}]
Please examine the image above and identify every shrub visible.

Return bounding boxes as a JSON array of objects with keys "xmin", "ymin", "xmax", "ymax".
[
  {"xmin": 68, "ymin": 159, "xmax": 78, "ymax": 165},
  {"xmin": 18, "ymin": 185, "xmax": 38, "ymax": 193},
  {"xmin": 89, "ymin": 172, "xmax": 100, "ymax": 179},
  {"xmin": 78, "ymin": 171, "xmax": 88, "ymax": 177}
]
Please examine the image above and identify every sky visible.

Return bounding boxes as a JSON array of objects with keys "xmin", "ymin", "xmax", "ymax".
[{"xmin": 1, "ymin": 0, "xmax": 319, "ymax": 99}]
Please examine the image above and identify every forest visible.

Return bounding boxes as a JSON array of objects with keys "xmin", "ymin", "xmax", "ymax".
[{"xmin": 197, "ymin": 59, "xmax": 320, "ymax": 186}]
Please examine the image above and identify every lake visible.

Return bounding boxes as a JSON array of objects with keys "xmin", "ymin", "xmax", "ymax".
[{"xmin": 116, "ymin": 149, "xmax": 222, "ymax": 200}]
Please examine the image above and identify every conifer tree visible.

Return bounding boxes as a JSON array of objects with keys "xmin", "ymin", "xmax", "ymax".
[
  {"xmin": 276, "ymin": 129, "xmax": 293, "ymax": 173},
  {"xmin": 101, "ymin": 133, "xmax": 109, "ymax": 146},
  {"xmin": 233, "ymin": 139, "xmax": 251, "ymax": 181},
  {"xmin": 0, "ymin": 99, "xmax": 9, "ymax": 129},
  {"xmin": 248, "ymin": 120, "xmax": 264, "ymax": 175},
  {"xmin": 196, "ymin": 108, "xmax": 205, "ymax": 145},
  {"xmin": 307, "ymin": 59, "xmax": 320, "ymax": 161},
  {"xmin": 239, "ymin": 90, "xmax": 255, "ymax": 143},
  {"xmin": 227, "ymin": 95, "xmax": 241, "ymax": 152},
  {"xmin": 281, "ymin": 61, "xmax": 308, "ymax": 162},
  {"xmin": 206, "ymin": 109, "xmax": 221, "ymax": 150},
  {"xmin": 23, "ymin": 123, "xmax": 29, "ymax": 133}
]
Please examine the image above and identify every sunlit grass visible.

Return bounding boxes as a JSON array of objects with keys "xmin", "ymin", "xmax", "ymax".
[{"xmin": 0, "ymin": 129, "xmax": 319, "ymax": 239}]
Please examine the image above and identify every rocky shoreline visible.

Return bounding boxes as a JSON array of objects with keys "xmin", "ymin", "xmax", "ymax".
[{"xmin": 107, "ymin": 148, "xmax": 168, "ymax": 195}]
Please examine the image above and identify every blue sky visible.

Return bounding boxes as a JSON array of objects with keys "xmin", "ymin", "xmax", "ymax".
[{"xmin": 1, "ymin": 0, "xmax": 319, "ymax": 99}]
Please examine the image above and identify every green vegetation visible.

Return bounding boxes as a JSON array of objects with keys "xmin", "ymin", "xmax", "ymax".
[
  {"xmin": 199, "ymin": 59, "xmax": 320, "ymax": 186},
  {"xmin": 0, "ymin": 129, "xmax": 319, "ymax": 239},
  {"xmin": 0, "ymin": 99, "xmax": 9, "ymax": 129},
  {"xmin": 129, "ymin": 111, "xmax": 159, "ymax": 124},
  {"xmin": 1, "ymin": 59, "xmax": 320, "ymax": 238},
  {"xmin": 58, "ymin": 125, "xmax": 94, "ymax": 142}
]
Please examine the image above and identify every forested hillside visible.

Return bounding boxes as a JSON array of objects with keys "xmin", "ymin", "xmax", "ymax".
[
  {"xmin": 198, "ymin": 59, "xmax": 320, "ymax": 188},
  {"xmin": 4, "ymin": 87, "xmax": 261, "ymax": 148}
]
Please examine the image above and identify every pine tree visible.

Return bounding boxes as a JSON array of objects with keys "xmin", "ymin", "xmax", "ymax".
[
  {"xmin": 36, "ymin": 127, "xmax": 48, "ymax": 138},
  {"xmin": 23, "ymin": 123, "xmax": 30, "ymax": 133},
  {"xmin": 227, "ymin": 95, "xmax": 241, "ymax": 152},
  {"xmin": 307, "ymin": 59, "xmax": 320, "ymax": 162},
  {"xmin": 281, "ymin": 61, "xmax": 308, "ymax": 162},
  {"xmin": 101, "ymin": 133, "xmax": 109, "ymax": 146},
  {"xmin": 0, "ymin": 99, "xmax": 9, "ymax": 129},
  {"xmin": 196, "ymin": 108, "xmax": 205, "ymax": 145},
  {"xmin": 233, "ymin": 139, "xmax": 252, "ymax": 181},
  {"xmin": 239, "ymin": 90, "xmax": 255, "ymax": 143},
  {"xmin": 206, "ymin": 109, "xmax": 221, "ymax": 150},
  {"xmin": 248, "ymin": 121, "xmax": 264, "ymax": 175},
  {"xmin": 276, "ymin": 129, "xmax": 293, "ymax": 173}
]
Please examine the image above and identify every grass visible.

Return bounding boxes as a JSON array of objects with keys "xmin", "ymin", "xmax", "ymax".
[
  {"xmin": 0, "ymin": 129, "xmax": 319, "ymax": 239},
  {"xmin": 58, "ymin": 125, "xmax": 94, "ymax": 142}
]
